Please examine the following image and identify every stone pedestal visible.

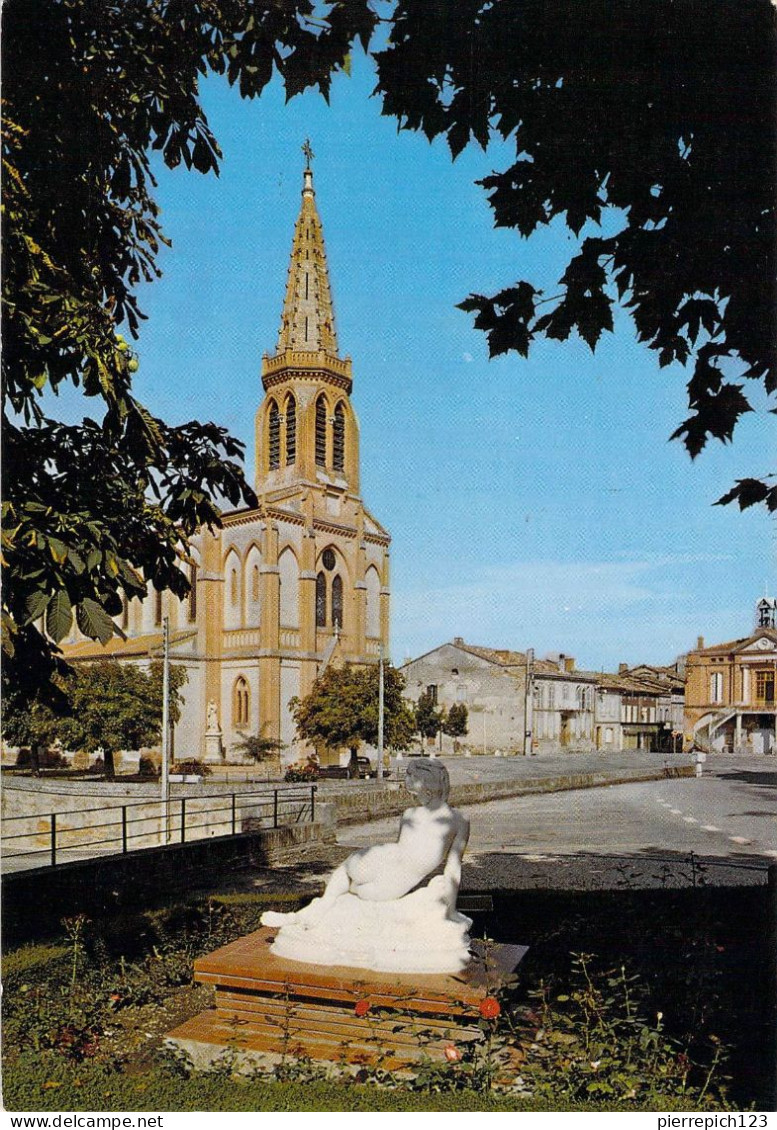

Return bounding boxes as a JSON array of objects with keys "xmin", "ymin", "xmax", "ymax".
[
  {"xmin": 167, "ymin": 927, "xmax": 527, "ymax": 1071},
  {"xmin": 204, "ymin": 731, "xmax": 223, "ymax": 763}
]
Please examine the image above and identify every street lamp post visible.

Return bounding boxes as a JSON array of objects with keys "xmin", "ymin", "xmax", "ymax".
[
  {"xmin": 377, "ymin": 641, "xmax": 384, "ymax": 781},
  {"xmin": 161, "ymin": 615, "xmax": 170, "ymax": 843}
]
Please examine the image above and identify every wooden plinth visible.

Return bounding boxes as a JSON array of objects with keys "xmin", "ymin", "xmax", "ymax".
[{"xmin": 167, "ymin": 927, "xmax": 526, "ymax": 1069}]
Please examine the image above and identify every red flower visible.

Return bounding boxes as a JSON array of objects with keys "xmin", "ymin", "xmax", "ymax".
[
  {"xmin": 444, "ymin": 1045, "xmax": 461, "ymax": 1062},
  {"xmin": 354, "ymin": 999, "xmax": 371, "ymax": 1017},
  {"xmin": 479, "ymin": 996, "xmax": 501, "ymax": 1020}
]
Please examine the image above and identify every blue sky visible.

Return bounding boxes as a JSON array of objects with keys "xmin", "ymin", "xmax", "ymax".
[{"xmin": 120, "ymin": 50, "xmax": 773, "ymax": 671}]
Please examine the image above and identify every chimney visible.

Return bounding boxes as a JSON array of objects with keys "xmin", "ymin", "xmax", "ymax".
[
  {"xmin": 564, "ymin": 656, "xmax": 575, "ymax": 672},
  {"xmin": 618, "ymin": 662, "xmax": 629, "ymax": 674},
  {"xmin": 453, "ymin": 637, "xmax": 464, "ymax": 646},
  {"xmin": 696, "ymin": 636, "xmax": 705, "ymax": 650}
]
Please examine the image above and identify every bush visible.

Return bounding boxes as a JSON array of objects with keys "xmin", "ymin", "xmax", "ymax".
[
  {"xmin": 138, "ymin": 755, "xmax": 160, "ymax": 778},
  {"xmin": 283, "ymin": 761, "xmax": 318, "ymax": 783},
  {"xmin": 510, "ymin": 952, "xmax": 729, "ymax": 1107},
  {"xmin": 14, "ymin": 748, "xmax": 68, "ymax": 770},
  {"xmin": 171, "ymin": 759, "xmax": 211, "ymax": 777}
]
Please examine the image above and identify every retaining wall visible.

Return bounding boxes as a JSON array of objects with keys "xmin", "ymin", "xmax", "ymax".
[
  {"xmin": 329, "ymin": 766, "xmax": 694, "ymax": 826},
  {"xmin": 2, "ymin": 820, "xmax": 333, "ymax": 948}
]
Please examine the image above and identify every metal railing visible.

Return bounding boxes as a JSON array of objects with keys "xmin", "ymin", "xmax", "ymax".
[{"xmin": 2, "ymin": 785, "xmax": 316, "ymax": 870}]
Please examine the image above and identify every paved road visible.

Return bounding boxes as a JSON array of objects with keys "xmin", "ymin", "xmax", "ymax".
[{"xmin": 340, "ymin": 755, "xmax": 777, "ymax": 888}]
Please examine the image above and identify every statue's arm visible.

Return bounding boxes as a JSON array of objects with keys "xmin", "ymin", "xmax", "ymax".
[{"xmin": 440, "ymin": 814, "xmax": 470, "ymax": 909}]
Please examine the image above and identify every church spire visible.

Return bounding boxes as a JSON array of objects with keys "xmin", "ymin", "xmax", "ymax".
[{"xmin": 275, "ymin": 141, "xmax": 339, "ymax": 356}]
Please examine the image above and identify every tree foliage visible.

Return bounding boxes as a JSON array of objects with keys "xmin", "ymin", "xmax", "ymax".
[
  {"xmin": 1, "ymin": 0, "xmax": 378, "ymax": 699},
  {"xmin": 442, "ymin": 701, "xmax": 468, "ymax": 738},
  {"xmin": 4, "ymin": 0, "xmax": 773, "ymax": 719},
  {"xmin": 414, "ymin": 688, "xmax": 443, "ymax": 740},
  {"xmin": 1, "ymin": 659, "xmax": 187, "ymax": 779},
  {"xmin": 291, "ymin": 662, "xmax": 415, "ymax": 755},
  {"xmin": 371, "ymin": 0, "xmax": 776, "ymax": 507}
]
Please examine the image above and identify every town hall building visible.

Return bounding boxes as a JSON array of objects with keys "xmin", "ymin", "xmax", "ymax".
[{"xmin": 64, "ymin": 154, "xmax": 391, "ymax": 767}]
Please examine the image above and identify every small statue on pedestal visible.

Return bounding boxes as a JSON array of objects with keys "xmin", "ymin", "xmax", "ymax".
[
  {"xmin": 261, "ymin": 759, "xmax": 472, "ymax": 973},
  {"xmin": 206, "ymin": 700, "xmax": 220, "ymax": 733}
]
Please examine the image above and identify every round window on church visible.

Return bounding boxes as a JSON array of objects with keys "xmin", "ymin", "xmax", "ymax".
[{"xmin": 322, "ymin": 548, "xmax": 336, "ymax": 571}]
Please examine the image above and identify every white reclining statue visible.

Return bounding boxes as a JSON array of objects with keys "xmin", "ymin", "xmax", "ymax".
[{"xmin": 261, "ymin": 758, "xmax": 472, "ymax": 973}]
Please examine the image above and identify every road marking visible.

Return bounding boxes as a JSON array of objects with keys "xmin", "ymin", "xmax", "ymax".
[
  {"xmin": 670, "ymin": 808, "xmax": 683, "ymax": 815},
  {"xmin": 701, "ymin": 825, "xmax": 721, "ymax": 833},
  {"xmin": 683, "ymin": 816, "xmax": 698, "ymax": 824},
  {"xmin": 729, "ymin": 836, "xmax": 752, "ymax": 845}
]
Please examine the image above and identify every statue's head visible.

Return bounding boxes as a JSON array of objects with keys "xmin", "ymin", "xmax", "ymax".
[{"xmin": 405, "ymin": 758, "xmax": 450, "ymax": 802}]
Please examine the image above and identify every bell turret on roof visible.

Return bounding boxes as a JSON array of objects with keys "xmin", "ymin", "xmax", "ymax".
[{"xmin": 275, "ymin": 141, "xmax": 338, "ymax": 356}]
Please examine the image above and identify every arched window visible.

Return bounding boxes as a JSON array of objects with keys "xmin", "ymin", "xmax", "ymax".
[
  {"xmin": 245, "ymin": 545, "xmax": 262, "ymax": 630},
  {"xmin": 315, "ymin": 572, "xmax": 327, "ymax": 627},
  {"xmin": 315, "ymin": 396, "xmax": 327, "ymax": 466},
  {"xmin": 154, "ymin": 588, "xmax": 163, "ymax": 627},
  {"xmin": 121, "ymin": 593, "xmax": 129, "ymax": 631},
  {"xmin": 188, "ymin": 563, "xmax": 198, "ymax": 622},
  {"xmin": 332, "ymin": 402, "xmax": 345, "ymax": 472},
  {"xmin": 224, "ymin": 551, "xmax": 241, "ymax": 630},
  {"xmin": 268, "ymin": 400, "xmax": 280, "ymax": 469},
  {"xmin": 285, "ymin": 395, "xmax": 296, "ymax": 465},
  {"xmin": 365, "ymin": 566, "xmax": 380, "ymax": 638},
  {"xmin": 331, "ymin": 574, "xmax": 343, "ymax": 628},
  {"xmin": 278, "ymin": 547, "xmax": 300, "ymax": 628},
  {"xmin": 233, "ymin": 677, "xmax": 250, "ymax": 728}
]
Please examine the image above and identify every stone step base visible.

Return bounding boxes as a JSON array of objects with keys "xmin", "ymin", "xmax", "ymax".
[{"xmin": 166, "ymin": 927, "xmax": 527, "ymax": 1070}]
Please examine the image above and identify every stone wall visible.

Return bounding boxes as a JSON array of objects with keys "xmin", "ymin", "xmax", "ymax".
[{"xmin": 2, "ymin": 820, "xmax": 333, "ymax": 947}]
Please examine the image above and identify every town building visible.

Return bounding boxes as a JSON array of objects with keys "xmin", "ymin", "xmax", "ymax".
[
  {"xmin": 530, "ymin": 655, "xmax": 598, "ymax": 754},
  {"xmin": 593, "ymin": 668, "xmax": 684, "ymax": 753},
  {"xmin": 400, "ymin": 639, "xmax": 528, "ymax": 754},
  {"xmin": 684, "ymin": 602, "xmax": 777, "ymax": 754},
  {"xmin": 62, "ymin": 154, "xmax": 391, "ymax": 767}
]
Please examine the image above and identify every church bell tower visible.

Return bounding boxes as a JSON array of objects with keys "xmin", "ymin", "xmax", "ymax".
[{"xmin": 255, "ymin": 144, "xmax": 360, "ymax": 506}]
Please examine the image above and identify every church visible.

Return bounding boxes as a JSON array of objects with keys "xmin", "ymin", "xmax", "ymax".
[{"xmin": 63, "ymin": 153, "xmax": 391, "ymax": 767}]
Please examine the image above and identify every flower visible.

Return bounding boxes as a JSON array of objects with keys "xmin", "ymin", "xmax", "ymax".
[
  {"xmin": 479, "ymin": 996, "xmax": 501, "ymax": 1020},
  {"xmin": 354, "ymin": 999, "xmax": 371, "ymax": 1017},
  {"xmin": 590, "ymin": 1060, "xmax": 602, "ymax": 1070},
  {"xmin": 444, "ymin": 1045, "xmax": 462, "ymax": 1062}
]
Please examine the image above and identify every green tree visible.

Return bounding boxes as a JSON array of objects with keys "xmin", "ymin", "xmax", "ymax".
[
  {"xmin": 372, "ymin": 0, "xmax": 776, "ymax": 509},
  {"xmin": 58, "ymin": 660, "xmax": 187, "ymax": 780},
  {"xmin": 1, "ymin": 659, "xmax": 186, "ymax": 779},
  {"xmin": 442, "ymin": 701, "xmax": 468, "ymax": 739},
  {"xmin": 2, "ymin": 0, "xmax": 378, "ymax": 700},
  {"xmin": 291, "ymin": 662, "xmax": 415, "ymax": 759},
  {"xmin": 1, "ymin": 684, "xmax": 63, "ymax": 774},
  {"xmin": 414, "ymin": 688, "xmax": 443, "ymax": 742}
]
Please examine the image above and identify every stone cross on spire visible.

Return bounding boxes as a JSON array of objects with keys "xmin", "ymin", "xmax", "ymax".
[{"xmin": 275, "ymin": 143, "xmax": 338, "ymax": 355}]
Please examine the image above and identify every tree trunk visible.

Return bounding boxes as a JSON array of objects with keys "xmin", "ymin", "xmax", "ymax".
[{"xmin": 103, "ymin": 747, "xmax": 116, "ymax": 781}]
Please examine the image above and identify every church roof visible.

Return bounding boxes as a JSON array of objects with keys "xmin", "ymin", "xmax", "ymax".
[
  {"xmin": 63, "ymin": 629, "xmax": 197, "ymax": 660},
  {"xmin": 274, "ymin": 153, "xmax": 339, "ymax": 356}
]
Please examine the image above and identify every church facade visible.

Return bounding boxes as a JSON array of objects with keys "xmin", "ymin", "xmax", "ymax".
[{"xmin": 63, "ymin": 158, "xmax": 391, "ymax": 767}]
